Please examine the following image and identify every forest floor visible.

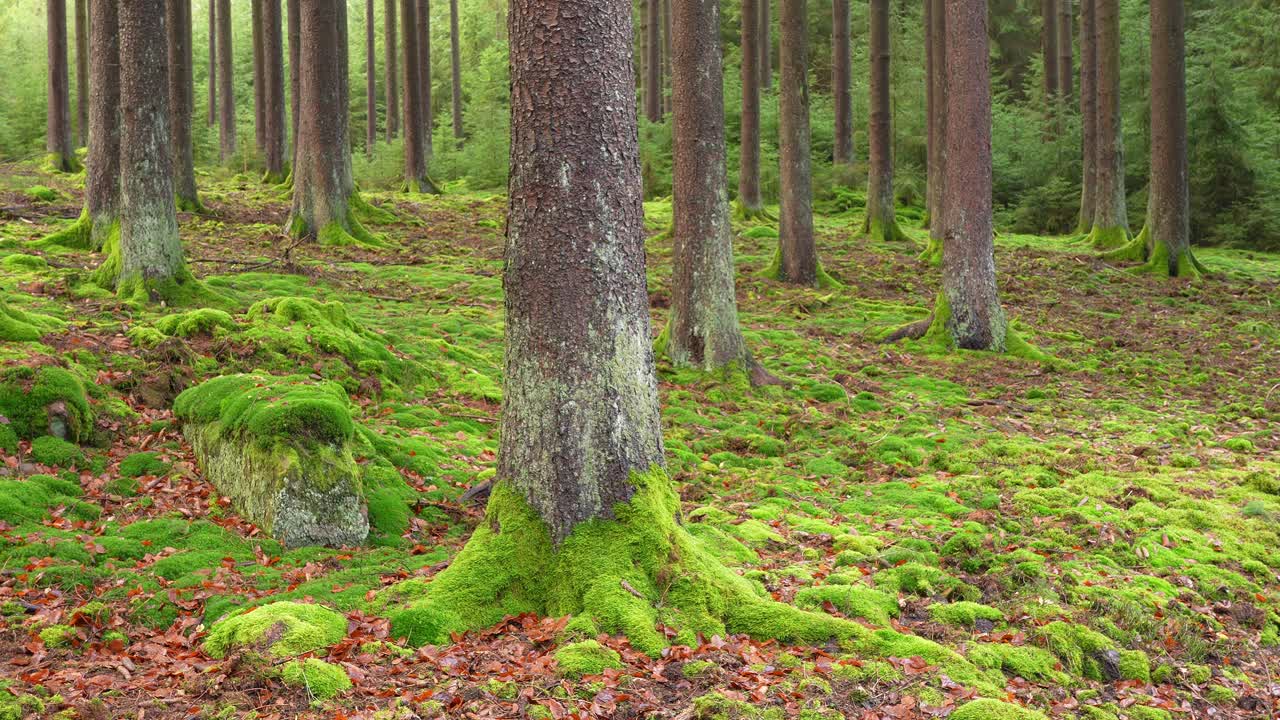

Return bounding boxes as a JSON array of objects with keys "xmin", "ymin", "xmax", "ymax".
[{"xmin": 1, "ymin": 161, "xmax": 1279, "ymax": 720}]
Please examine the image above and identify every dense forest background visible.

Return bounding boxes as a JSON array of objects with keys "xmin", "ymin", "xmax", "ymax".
[{"xmin": 1, "ymin": 0, "xmax": 1277, "ymax": 249}]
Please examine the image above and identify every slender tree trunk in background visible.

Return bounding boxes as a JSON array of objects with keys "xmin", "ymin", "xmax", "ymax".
[
  {"xmin": 921, "ymin": 0, "xmax": 946, "ymax": 263},
  {"xmin": 644, "ymin": 0, "xmax": 661, "ymax": 121},
  {"xmin": 287, "ymin": 0, "xmax": 299, "ymax": 173},
  {"xmin": 385, "ymin": 0, "xmax": 400, "ymax": 140},
  {"xmin": 934, "ymin": 0, "xmax": 1007, "ymax": 351},
  {"xmin": 1075, "ymin": 0, "xmax": 1097, "ymax": 234},
  {"xmin": 661, "ymin": 0, "xmax": 671, "ymax": 115},
  {"xmin": 87, "ymin": 0, "xmax": 121, "ymax": 246},
  {"xmin": 208, "ymin": 0, "xmax": 217, "ymax": 126},
  {"xmin": 1058, "ymin": 0, "xmax": 1073, "ymax": 106},
  {"xmin": 1043, "ymin": 0, "xmax": 1059, "ymax": 104},
  {"xmin": 771, "ymin": 0, "xmax": 823, "ymax": 286},
  {"xmin": 736, "ymin": 0, "xmax": 764, "ymax": 218},
  {"xmin": 666, "ymin": 0, "xmax": 759, "ymax": 378},
  {"xmin": 449, "ymin": 0, "xmax": 463, "ymax": 138},
  {"xmin": 46, "ymin": 0, "xmax": 77, "ymax": 172},
  {"xmin": 262, "ymin": 0, "xmax": 287, "ymax": 182},
  {"xmin": 401, "ymin": 0, "xmax": 437, "ymax": 193},
  {"xmin": 168, "ymin": 0, "xmax": 200, "ymax": 211},
  {"xmin": 217, "ymin": 0, "xmax": 235, "ymax": 161},
  {"xmin": 418, "ymin": 0, "xmax": 432, "ymax": 159},
  {"xmin": 75, "ymin": 0, "xmax": 88, "ymax": 146},
  {"xmin": 106, "ymin": 0, "xmax": 189, "ymax": 302},
  {"xmin": 759, "ymin": 0, "xmax": 771, "ymax": 92},
  {"xmin": 1087, "ymin": 0, "xmax": 1128, "ymax": 249},
  {"xmin": 832, "ymin": 0, "xmax": 852, "ymax": 167},
  {"xmin": 864, "ymin": 0, "xmax": 906, "ymax": 243},
  {"xmin": 253, "ymin": 0, "xmax": 266, "ymax": 151},
  {"xmin": 366, "ymin": 0, "xmax": 377, "ymax": 155}
]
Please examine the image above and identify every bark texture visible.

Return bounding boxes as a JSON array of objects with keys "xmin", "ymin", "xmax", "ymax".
[
  {"xmin": 937, "ymin": 0, "xmax": 1006, "ymax": 351},
  {"xmin": 1145, "ymin": 0, "xmax": 1198, "ymax": 277},
  {"xmin": 207, "ymin": 0, "xmax": 216, "ymax": 125},
  {"xmin": 46, "ymin": 0, "xmax": 77, "ymax": 171},
  {"xmin": 922, "ymin": 0, "xmax": 946, "ymax": 262},
  {"xmin": 385, "ymin": 0, "xmax": 399, "ymax": 140},
  {"xmin": 366, "ymin": 0, "xmax": 377, "ymax": 154},
  {"xmin": 667, "ymin": 0, "xmax": 754, "ymax": 374},
  {"xmin": 736, "ymin": 0, "xmax": 763, "ymax": 216},
  {"xmin": 418, "ymin": 0, "xmax": 433, "ymax": 158},
  {"xmin": 449, "ymin": 0, "xmax": 463, "ymax": 138},
  {"xmin": 1043, "ymin": 0, "xmax": 1058, "ymax": 102},
  {"xmin": 759, "ymin": 0, "xmax": 771, "ymax": 92},
  {"xmin": 75, "ymin": 0, "xmax": 88, "ymax": 146},
  {"xmin": 1057, "ymin": 0, "xmax": 1073, "ymax": 105},
  {"xmin": 1076, "ymin": 0, "xmax": 1097, "ymax": 233},
  {"xmin": 217, "ymin": 0, "xmax": 235, "ymax": 161},
  {"xmin": 832, "ymin": 0, "xmax": 852, "ymax": 166},
  {"xmin": 644, "ymin": 0, "xmax": 661, "ymax": 121},
  {"xmin": 168, "ymin": 0, "xmax": 200, "ymax": 210},
  {"xmin": 262, "ymin": 0, "xmax": 287, "ymax": 181},
  {"xmin": 502, "ymin": 0, "xmax": 664, "ymax": 543},
  {"xmin": 87, "ymin": 0, "xmax": 121, "ymax": 243},
  {"xmin": 253, "ymin": 0, "xmax": 266, "ymax": 151},
  {"xmin": 864, "ymin": 0, "xmax": 905, "ymax": 243},
  {"xmin": 401, "ymin": 0, "xmax": 436, "ymax": 193},
  {"xmin": 287, "ymin": 0, "xmax": 300, "ymax": 171},
  {"xmin": 661, "ymin": 0, "xmax": 671, "ymax": 114},
  {"xmin": 1088, "ymin": 0, "xmax": 1128, "ymax": 248},
  {"xmin": 773, "ymin": 0, "xmax": 819, "ymax": 286}
]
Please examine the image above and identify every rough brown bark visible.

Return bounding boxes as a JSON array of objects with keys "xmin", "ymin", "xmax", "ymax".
[
  {"xmin": 644, "ymin": 0, "xmax": 661, "ymax": 121},
  {"xmin": 287, "ymin": 0, "xmax": 299, "ymax": 170},
  {"xmin": 1076, "ymin": 0, "xmax": 1097, "ymax": 233},
  {"xmin": 503, "ymin": 0, "xmax": 664, "ymax": 543},
  {"xmin": 253, "ymin": 0, "xmax": 266, "ymax": 151},
  {"xmin": 1058, "ymin": 0, "xmax": 1073, "ymax": 105},
  {"xmin": 938, "ymin": 0, "xmax": 1006, "ymax": 351},
  {"xmin": 46, "ymin": 0, "xmax": 76, "ymax": 171},
  {"xmin": 667, "ymin": 0, "xmax": 755, "ymax": 375},
  {"xmin": 366, "ymin": 0, "xmax": 377, "ymax": 154},
  {"xmin": 661, "ymin": 0, "xmax": 671, "ymax": 115},
  {"xmin": 385, "ymin": 0, "xmax": 399, "ymax": 140},
  {"xmin": 1043, "ymin": 0, "xmax": 1058, "ymax": 102},
  {"xmin": 168, "ymin": 0, "xmax": 200, "ymax": 210},
  {"xmin": 864, "ymin": 0, "xmax": 904, "ymax": 242},
  {"xmin": 401, "ymin": 0, "xmax": 436, "ymax": 193},
  {"xmin": 923, "ymin": 0, "xmax": 947, "ymax": 261},
  {"xmin": 75, "ymin": 0, "xmax": 88, "ymax": 146},
  {"xmin": 449, "ymin": 0, "xmax": 463, "ymax": 138},
  {"xmin": 418, "ymin": 0, "xmax": 432, "ymax": 158},
  {"xmin": 832, "ymin": 0, "xmax": 852, "ymax": 166},
  {"xmin": 774, "ymin": 0, "xmax": 819, "ymax": 285},
  {"xmin": 1089, "ymin": 0, "xmax": 1128, "ymax": 246},
  {"xmin": 217, "ymin": 0, "xmax": 235, "ymax": 161},
  {"xmin": 736, "ymin": 0, "xmax": 763, "ymax": 216},
  {"xmin": 262, "ymin": 0, "xmax": 287, "ymax": 181},
  {"xmin": 208, "ymin": 0, "xmax": 216, "ymax": 125},
  {"xmin": 87, "ymin": 0, "xmax": 120, "ymax": 245},
  {"xmin": 759, "ymin": 0, "xmax": 771, "ymax": 92},
  {"xmin": 1146, "ymin": 0, "xmax": 1197, "ymax": 277}
]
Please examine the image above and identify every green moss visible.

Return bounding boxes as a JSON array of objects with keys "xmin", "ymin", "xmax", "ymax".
[
  {"xmin": 29, "ymin": 436, "xmax": 82, "ymax": 467},
  {"xmin": 949, "ymin": 699, "xmax": 1048, "ymax": 720},
  {"xmin": 553, "ymin": 640, "xmax": 623, "ymax": 677},
  {"xmin": 794, "ymin": 584, "xmax": 899, "ymax": 625},
  {"xmin": 1188, "ymin": 663, "xmax": 1212, "ymax": 683},
  {"xmin": 0, "ymin": 366, "xmax": 92, "ymax": 441},
  {"xmin": 280, "ymin": 658, "xmax": 352, "ymax": 699},
  {"xmin": 2, "ymin": 254, "xmax": 48, "ymax": 271},
  {"xmin": 929, "ymin": 601, "xmax": 1004, "ymax": 627},
  {"xmin": 0, "ymin": 425, "xmax": 16, "ymax": 453},
  {"xmin": 691, "ymin": 692, "xmax": 783, "ymax": 720},
  {"xmin": 682, "ymin": 659, "xmax": 717, "ymax": 678},
  {"xmin": 967, "ymin": 643, "xmax": 1066, "ymax": 683},
  {"xmin": 119, "ymin": 451, "xmax": 170, "ymax": 478},
  {"xmin": 173, "ymin": 373, "xmax": 354, "ymax": 448},
  {"xmin": 39, "ymin": 624, "xmax": 77, "ymax": 648},
  {"xmin": 0, "ymin": 298, "xmax": 62, "ymax": 342},
  {"xmin": 1038, "ymin": 621, "xmax": 1115, "ymax": 679},
  {"xmin": 24, "ymin": 185, "xmax": 58, "ymax": 202},
  {"xmin": 1127, "ymin": 707, "xmax": 1171, "ymax": 720},
  {"xmin": 758, "ymin": 245, "xmax": 842, "ymax": 289},
  {"xmin": 244, "ymin": 297, "xmax": 406, "ymax": 381},
  {"xmin": 31, "ymin": 207, "xmax": 93, "ymax": 249},
  {"xmin": 1117, "ymin": 649, "xmax": 1151, "ymax": 682},
  {"xmin": 1087, "ymin": 225, "xmax": 1130, "ymax": 251},
  {"xmin": 204, "ymin": 601, "xmax": 347, "ymax": 658},
  {"xmin": 153, "ymin": 308, "xmax": 237, "ymax": 338}
]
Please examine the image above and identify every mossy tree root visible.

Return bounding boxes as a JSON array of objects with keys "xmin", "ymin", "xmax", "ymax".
[
  {"xmin": 866, "ymin": 216, "xmax": 913, "ymax": 245},
  {"xmin": 349, "ymin": 190, "xmax": 398, "ymax": 225},
  {"xmin": 733, "ymin": 201, "xmax": 777, "ymax": 223},
  {"xmin": 401, "ymin": 176, "xmax": 443, "ymax": 195},
  {"xmin": 176, "ymin": 195, "xmax": 207, "ymax": 215},
  {"xmin": 1101, "ymin": 229, "xmax": 1148, "ymax": 263},
  {"xmin": 883, "ymin": 293, "xmax": 1056, "ymax": 363},
  {"xmin": 758, "ymin": 245, "xmax": 843, "ymax": 289},
  {"xmin": 1086, "ymin": 225, "xmax": 1129, "ymax": 251},
  {"xmin": 1133, "ymin": 240, "xmax": 1205, "ymax": 280},
  {"xmin": 33, "ymin": 208, "xmax": 94, "ymax": 250},
  {"xmin": 41, "ymin": 152, "xmax": 83, "ymax": 174},
  {"xmin": 261, "ymin": 167, "xmax": 290, "ymax": 187},
  {"xmin": 916, "ymin": 236, "xmax": 943, "ymax": 266}
]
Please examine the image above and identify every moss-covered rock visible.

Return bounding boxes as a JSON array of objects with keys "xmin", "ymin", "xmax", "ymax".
[
  {"xmin": 0, "ymin": 366, "xmax": 93, "ymax": 442},
  {"xmin": 153, "ymin": 308, "xmax": 237, "ymax": 338},
  {"xmin": 118, "ymin": 451, "xmax": 170, "ymax": 478},
  {"xmin": 553, "ymin": 640, "xmax": 623, "ymax": 677},
  {"xmin": 30, "ymin": 436, "xmax": 83, "ymax": 467},
  {"xmin": 950, "ymin": 699, "xmax": 1048, "ymax": 720},
  {"xmin": 691, "ymin": 691, "xmax": 783, "ymax": 719},
  {"xmin": 203, "ymin": 601, "xmax": 347, "ymax": 658},
  {"xmin": 280, "ymin": 658, "xmax": 352, "ymax": 699},
  {"xmin": 0, "ymin": 299, "xmax": 62, "ymax": 342},
  {"xmin": 245, "ymin": 297, "xmax": 408, "ymax": 383},
  {"xmin": 929, "ymin": 601, "xmax": 1005, "ymax": 627}
]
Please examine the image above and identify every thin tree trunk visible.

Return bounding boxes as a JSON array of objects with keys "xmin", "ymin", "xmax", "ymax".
[
  {"xmin": 736, "ymin": 0, "xmax": 764, "ymax": 217},
  {"xmin": 263, "ymin": 0, "xmax": 287, "ymax": 182},
  {"xmin": 773, "ymin": 0, "xmax": 821, "ymax": 286},
  {"xmin": 449, "ymin": 0, "xmax": 463, "ymax": 138},
  {"xmin": 401, "ymin": 0, "xmax": 436, "ymax": 192},
  {"xmin": 253, "ymin": 0, "xmax": 266, "ymax": 151},
  {"xmin": 168, "ymin": 0, "xmax": 200, "ymax": 211},
  {"xmin": 75, "ymin": 0, "xmax": 88, "ymax": 146},
  {"xmin": 661, "ymin": 0, "xmax": 671, "ymax": 115},
  {"xmin": 287, "ymin": 0, "xmax": 299, "ymax": 172},
  {"xmin": 1058, "ymin": 0, "xmax": 1073, "ymax": 106},
  {"xmin": 207, "ymin": 0, "xmax": 217, "ymax": 125},
  {"xmin": 1076, "ymin": 0, "xmax": 1097, "ymax": 233},
  {"xmin": 864, "ymin": 0, "xmax": 905, "ymax": 243},
  {"xmin": 418, "ymin": 0, "xmax": 432, "ymax": 159},
  {"xmin": 937, "ymin": 0, "xmax": 1006, "ymax": 351},
  {"xmin": 385, "ymin": 0, "xmax": 399, "ymax": 140},
  {"xmin": 217, "ymin": 0, "xmax": 235, "ymax": 161},
  {"xmin": 46, "ymin": 0, "xmax": 77, "ymax": 172},
  {"xmin": 366, "ymin": 0, "xmax": 377, "ymax": 155},
  {"xmin": 644, "ymin": 0, "xmax": 661, "ymax": 121},
  {"xmin": 1043, "ymin": 0, "xmax": 1058, "ymax": 103},
  {"xmin": 1088, "ymin": 0, "xmax": 1127, "ymax": 248},
  {"xmin": 667, "ymin": 0, "xmax": 757, "ymax": 377},
  {"xmin": 1144, "ymin": 0, "xmax": 1198, "ymax": 277},
  {"xmin": 87, "ymin": 0, "xmax": 120, "ymax": 246},
  {"xmin": 832, "ymin": 0, "xmax": 852, "ymax": 166},
  {"xmin": 759, "ymin": 0, "xmax": 771, "ymax": 92},
  {"xmin": 922, "ymin": 0, "xmax": 946, "ymax": 262}
]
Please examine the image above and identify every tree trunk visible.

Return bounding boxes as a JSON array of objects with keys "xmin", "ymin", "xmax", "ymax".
[
  {"xmin": 207, "ymin": 0, "xmax": 216, "ymax": 125},
  {"xmin": 46, "ymin": 0, "xmax": 77, "ymax": 172},
  {"xmin": 287, "ymin": 0, "xmax": 300, "ymax": 173},
  {"xmin": 644, "ymin": 0, "xmax": 661, "ymax": 121},
  {"xmin": 401, "ymin": 0, "xmax": 437, "ymax": 193},
  {"xmin": 418, "ymin": 0, "xmax": 432, "ymax": 159},
  {"xmin": 217, "ymin": 0, "xmax": 235, "ymax": 161},
  {"xmin": 449, "ymin": 0, "xmax": 463, "ymax": 138},
  {"xmin": 934, "ymin": 0, "xmax": 1006, "ymax": 351},
  {"xmin": 1087, "ymin": 0, "xmax": 1127, "ymax": 249},
  {"xmin": 771, "ymin": 0, "xmax": 823, "ymax": 286},
  {"xmin": 666, "ymin": 0, "xmax": 756, "ymax": 375},
  {"xmin": 921, "ymin": 0, "xmax": 946, "ymax": 263},
  {"xmin": 736, "ymin": 0, "xmax": 764, "ymax": 218},
  {"xmin": 168, "ymin": 0, "xmax": 200, "ymax": 211},
  {"xmin": 87, "ymin": 0, "xmax": 120, "ymax": 245},
  {"xmin": 864, "ymin": 0, "xmax": 905, "ymax": 243},
  {"xmin": 385, "ymin": 0, "xmax": 399, "ymax": 140},
  {"xmin": 1075, "ymin": 0, "xmax": 1097, "ymax": 233},
  {"xmin": 253, "ymin": 0, "xmax": 266, "ymax": 151},
  {"xmin": 366, "ymin": 0, "xmax": 377, "ymax": 155},
  {"xmin": 262, "ymin": 0, "xmax": 287, "ymax": 182},
  {"xmin": 759, "ymin": 0, "xmax": 771, "ymax": 92},
  {"xmin": 104, "ymin": 0, "xmax": 189, "ymax": 302},
  {"xmin": 1043, "ymin": 0, "xmax": 1058, "ymax": 103},
  {"xmin": 75, "ymin": 0, "xmax": 88, "ymax": 146},
  {"xmin": 661, "ymin": 0, "xmax": 672, "ymax": 115},
  {"xmin": 1057, "ymin": 0, "xmax": 1073, "ymax": 106},
  {"xmin": 832, "ymin": 0, "xmax": 852, "ymax": 166}
]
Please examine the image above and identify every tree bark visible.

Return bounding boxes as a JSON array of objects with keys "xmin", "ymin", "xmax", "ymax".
[
  {"xmin": 385, "ymin": 0, "xmax": 399, "ymax": 140},
  {"xmin": 759, "ymin": 0, "xmax": 771, "ymax": 92},
  {"xmin": 936, "ymin": 0, "xmax": 1006, "ymax": 351},
  {"xmin": 1088, "ymin": 0, "xmax": 1128, "ymax": 248},
  {"xmin": 644, "ymin": 0, "xmax": 661, "ymax": 121},
  {"xmin": 864, "ymin": 0, "xmax": 905, "ymax": 243},
  {"xmin": 418, "ymin": 0, "xmax": 432, "ymax": 159},
  {"xmin": 75, "ymin": 0, "xmax": 88, "ymax": 146},
  {"xmin": 832, "ymin": 0, "xmax": 852, "ymax": 166},
  {"xmin": 168, "ymin": 0, "xmax": 200, "ymax": 211},
  {"xmin": 449, "ymin": 0, "xmax": 463, "ymax": 138},
  {"xmin": 1043, "ymin": 0, "xmax": 1058, "ymax": 103},
  {"xmin": 208, "ymin": 0, "xmax": 217, "ymax": 126},
  {"xmin": 1076, "ymin": 0, "xmax": 1097, "ymax": 233},
  {"xmin": 667, "ymin": 0, "xmax": 756, "ymax": 375},
  {"xmin": 262, "ymin": 0, "xmax": 287, "ymax": 182},
  {"xmin": 217, "ymin": 0, "xmax": 235, "ymax": 161},
  {"xmin": 773, "ymin": 0, "xmax": 820, "ymax": 286},
  {"xmin": 401, "ymin": 0, "xmax": 437, "ymax": 193},
  {"xmin": 366, "ymin": 0, "xmax": 377, "ymax": 155},
  {"xmin": 46, "ymin": 0, "xmax": 77, "ymax": 172},
  {"xmin": 287, "ymin": 0, "xmax": 300, "ymax": 172},
  {"xmin": 87, "ymin": 0, "xmax": 120, "ymax": 245},
  {"xmin": 1058, "ymin": 0, "xmax": 1073, "ymax": 106},
  {"xmin": 922, "ymin": 0, "xmax": 946, "ymax": 263},
  {"xmin": 1145, "ymin": 0, "xmax": 1198, "ymax": 277},
  {"xmin": 502, "ymin": 0, "xmax": 664, "ymax": 543},
  {"xmin": 253, "ymin": 0, "xmax": 266, "ymax": 151},
  {"xmin": 736, "ymin": 0, "xmax": 763, "ymax": 217}
]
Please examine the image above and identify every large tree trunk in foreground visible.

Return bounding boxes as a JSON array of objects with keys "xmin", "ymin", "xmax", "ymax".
[
  {"xmin": 759, "ymin": 0, "xmax": 771, "ymax": 92},
  {"xmin": 75, "ymin": 0, "xmax": 88, "ymax": 146},
  {"xmin": 418, "ymin": 0, "xmax": 433, "ymax": 159},
  {"xmin": 253, "ymin": 0, "xmax": 266, "ymax": 151},
  {"xmin": 168, "ymin": 0, "xmax": 201, "ymax": 211},
  {"xmin": 864, "ymin": 0, "xmax": 907, "ymax": 243},
  {"xmin": 366, "ymin": 0, "xmax": 377, "ymax": 155},
  {"xmin": 665, "ymin": 0, "xmax": 757, "ymax": 376},
  {"xmin": 736, "ymin": 0, "xmax": 764, "ymax": 218},
  {"xmin": 400, "ymin": 0, "xmax": 437, "ymax": 193},
  {"xmin": 262, "ymin": 0, "xmax": 287, "ymax": 182},
  {"xmin": 385, "ymin": 0, "xmax": 399, "ymax": 140},
  {"xmin": 932, "ymin": 0, "xmax": 1007, "ymax": 351},
  {"xmin": 644, "ymin": 0, "xmax": 661, "ymax": 121},
  {"xmin": 832, "ymin": 0, "xmax": 852, "ymax": 166},
  {"xmin": 1076, "ymin": 0, "xmax": 1097, "ymax": 234},
  {"xmin": 921, "ymin": 0, "xmax": 946, "ymax": 264},
  {"xmin": 449, "ymin": 0, "xmax": 463, "ymax": 138},
  {"xmin": 217, "ymin": 0, "xmax": 235, "ymax": 161},
  {"xmin": 207, "ymin": 0, "xmax": 217, "ymax": 125},
  {"xmin": 1087, "ymin": 0, "xmax": 1128, "ymax": 249},
  {"xmin": 46, "ymin": 0, "xmax": 78, "ymax": 172}
]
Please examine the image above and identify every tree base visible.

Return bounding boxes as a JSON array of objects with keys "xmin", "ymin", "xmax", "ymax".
[
  {"xmin": 885, "ymin": 293, "xmax": 1055, "ymax": 363},
  {"xmin": 176, "ymin": 195, "xmax": 207, "ymax": 215},
  {"xmin": 377, "ymin": 470, "xmax": 865, "ymax": 656},
  {"xmin": 1132, "ymin": 240, "xmax": 1205, "ymax": 280},
  {"xmin": 733, "ymin": 201, "xmax": 776, "ymax": 223},
  {"xmin": 41, "ymin": 152, "xmax": 82, "ymax": 174},
  {"xmin": 350, "ymin": 189, "xmax": 398, "ymax": 225},
  {"xmin": 32, "ymin": 208, "xmax": 94, "ymax": 250},
  {"xmin": 1086, "ymin": 225, "xmax": 1129, "ymax": 251},
  {"xmin": 866, "ymin": 216, "xmax": 913, "ymax": 245},
  {"xmin": 654, "ymin": 323, "xmax": 784, "ymax": 388},
  {"xmin": 1101, "ymin": 226, "xmax": 1148, "ymax": 263},
  {"xmin": 401, "ymin": 176, "xmax": 443, "ymax": 195},
  {"xmin": 916, "ymin": 235, "xmax": 943, "ymax": 266},
  {"xmin": 759, "ymin": 245, "xmax": 842, "ymax": 289},
  {"xmin": 262, "ymin": 166, "xmax": 291, "ymax": 186},
  {"xmin": 89, "ymin": 227, "xmax": 228, "ymax": 306},
  {"xmin": 289, "ymin": 194, "xmax": 389, "ymax": 248}
]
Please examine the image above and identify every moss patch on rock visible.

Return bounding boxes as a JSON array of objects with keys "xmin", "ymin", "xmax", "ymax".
[
  {"xmin": 280, "ymin": 658, "xmax": 352, "ymax": 699},
  {"xmin": 0, "ymin": 366, "xmax": 93, "ymax": 442},
  {"xmin": 203, "ymin": 601, "xmax": 347, "ymax": 658},
  {"xmin": 950, "ymin": 698, "xmax": 1048, "ymax": 720},
  {"xmin": 553, "ymin": 640, "xmax": 623, "ymax": 677}
]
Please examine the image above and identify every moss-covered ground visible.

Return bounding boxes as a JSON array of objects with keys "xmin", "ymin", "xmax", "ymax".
[{"xmin": 1, "ymin": 161, "xmax": 1278, "ymax": 719}]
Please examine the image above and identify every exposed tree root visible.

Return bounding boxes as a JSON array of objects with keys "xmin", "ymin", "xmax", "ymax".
[{"xmin": 733, "ymin": 202, "xmax": 776, "ymax": 223}]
